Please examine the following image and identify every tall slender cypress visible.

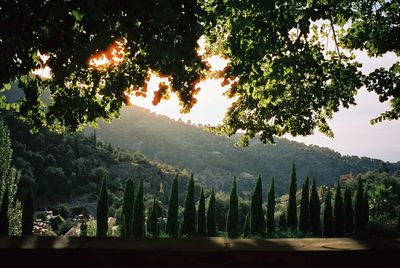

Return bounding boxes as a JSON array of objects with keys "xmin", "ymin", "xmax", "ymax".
[
  {"xmin": 96, "ymin": 177, "xmax": 108, "ymax": 237},
  {"xmin": 266, "ymin": 178, "xmax": 275, "ymax": 234},
  {"xmin": 180, "ymin": 174, "xmax": 196, "ymax": 236},
  {"xmin": 250, "ymin": 176, "xmax": 264, "ymax": 237},
  {"xmin": 287, "ymin": 162, "xmax": 297, "ymax": 230},
  {"xmin": 120, "ymin": 179, "xmax": 134, "ymax": 237},
  {"xmin": 354, "ymin": 178, "xmax": 365, "ymax": 232},
  {"xmin": 242, "ymin": 212, "xmax": 250, "ymax": 238},
  {"xmin": 166, "ymin": 175, "xmax": 179, "ymax": 237},
  {"xmin": 362, "ymin": 190, "xmax": 369, "ymax": 228},
  {"xmin": 132, "ymin": 177, "xmax": 144, "ymax": 237},
  {"xmin": 197, "ymin": 188, "xmax": 206, "ymax": 236},
  {"xmin": 148, "ymin": 198, "xmax": 160, "ymax": 237},
  {"xmin": 278, "ymin": 213, "xmax": 287, "ymax": 231},
  {"xmin": 333, "ymin": 183, "xmax": 344, "ymax": 237},
  {"xmin": 0, "ymin": 185, "xmax": 9, "ymax": 235},
  {"xmin": 309, "ymin": 179, "xmax": 321, "ymax": 236},
  {"xmin": 207, "ymin": 189, "xmax": 218, "ymax": 237},
  {"xmin": 22, "ymin": 183, "xmax": 34, "ymax": 236},
  {"xmin": 299, "ymin": 177, "xmax": 310, "ymax": 232},
  {"xmin": 226, "ymin": 177, "xmax": 239, "ymax": 238},
  {"xmin": 323, "ymin": 190, "xmax": 333, "ymax": 237},
  {"xmin": 344, "ymin": 186, "xmax": 354, "ymax": 234}
]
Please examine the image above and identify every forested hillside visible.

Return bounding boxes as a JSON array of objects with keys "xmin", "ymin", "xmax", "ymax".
[
  {"xmin": 91, "ymin": 106, "xmax": 400, "ymax": 196},
  {"xmin": 2, "ymin": 113, "xmax": 195, "ymax": 216}
]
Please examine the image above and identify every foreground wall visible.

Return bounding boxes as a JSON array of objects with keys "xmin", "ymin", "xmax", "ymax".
[{"xmin": 1, "ymin": 237, "xmax": 399, "ymax": 268}]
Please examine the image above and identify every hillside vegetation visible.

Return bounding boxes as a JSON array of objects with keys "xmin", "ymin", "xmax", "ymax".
[
  {"xmin": 91, "ymin": 106, "xmax": 399, "ymax": 196},
  {"xmin": 2, "ymin": 113, "xmax": 194, "ymax": 214}
]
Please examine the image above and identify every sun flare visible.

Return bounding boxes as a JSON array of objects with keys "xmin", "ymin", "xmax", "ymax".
[
  {"xmin": 88, "ymin": 39, "xmax": 127, "ymax": 71},
  {"xmin": 122, "ymin": 35, "xmax": 237, "ymax": 125},
  {"xmin": 31, "ymin": 51, "xmax": 52, "ymax": 80}
]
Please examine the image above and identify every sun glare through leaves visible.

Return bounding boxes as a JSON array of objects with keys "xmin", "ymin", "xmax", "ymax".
[
  {"xmin": 30, "ymin": 35, "xmax": 236, "ymax": 126},
  {"xmin": 31, "ymin": 51, "xmax": 52, "ymax": 80},
  {"xmin": 123, "ymin": 35, "xmax": 238, "ymax": 125},
  {"xmin": 88, "ymin": 39, "xmax": 127, "ymax": 71}
]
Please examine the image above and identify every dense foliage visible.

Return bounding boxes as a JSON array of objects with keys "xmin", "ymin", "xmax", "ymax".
[
  {"xmin": 1, "ymin": 1, "xmax": 399, "ymax": 146},
  {"xmin": 2, "ymin": 112, "xmax": 193, "ymax": 219},
  {"xmin": 205, "ymin": 0, "xmax": 399, "ymax": 145},
  {"xmin": 0, "ymin": 120, "xmax": 22, "ymax": 235}
]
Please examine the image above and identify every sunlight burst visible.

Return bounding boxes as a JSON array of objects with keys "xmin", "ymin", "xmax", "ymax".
[
  {"xmin": 88, "ymin": 39, "xmax": 127, "ymax": 71},
  {"xmin": 123, "ymin": 35, "xmax": 237, "ymax": 125},
  {"xmin": 32, "ymin": 65, "xmax": 52, "ymax": 80},
  {"xmin": 31, "ymin": 51, "xmax": 52, "ymax": 80}
]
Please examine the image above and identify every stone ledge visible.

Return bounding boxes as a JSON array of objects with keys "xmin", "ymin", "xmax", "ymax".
[
  {"xmin": 1, "ymin": 236, "xmax": 400, "ymax": 251},
  {"xmin": 1, "ymin": 237, "xmax": 399, "ymax": 268}
]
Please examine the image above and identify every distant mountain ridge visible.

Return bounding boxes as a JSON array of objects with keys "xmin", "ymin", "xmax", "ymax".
[{"xmin": 91, "ymin": 106, "xmax": 400, "ymax": 196}]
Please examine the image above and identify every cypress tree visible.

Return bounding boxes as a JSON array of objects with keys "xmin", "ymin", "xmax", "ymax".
[
  {"xmin": 207, "ymin": 189, "xmax": 217, "ymax": 237},
  {"xmin": 333, "ymin": 183, "xmax": 344, "ymax": 237},
  {"xmin": 148, "ymin": 198, "xmax": 160, "ymax": 237},
  {"xmin": 166, "ymin": 175, "xmax": 179, "ymax": 237},
  {"xmin": 344, "ymin": 186, "xmax": 354, "ymax": 234},
  {"xmin": 132, "ymin": 177, "xmax": 144, "ymax": 237},
  {"xmin": 242, "ymin": 212, "xmax": 250, "ymax": 238},
  {"xmin": 362, "ymin": 190, "xmax": 369, "ymax": 228},
  {"xmin": 323, "ymin": 190, "xmax": 333, "ymax": 237},
  {"xmin": 278, "ymin": 213, "xmax": 287, "ymax": 231},
  {"xmin": 226, "ymin": 177, "xmax": 239, "ymax": 238},
  {"xmin": 0, "ymin": 185, "xmax": 9, "ymax": 235},
  {"xmin": 287, "ymin": 162, "xmax": 297, "ymax": 230},
  {"xmin": 299, "ymin": 177, "xmax": 310, "ymax": 232},
  {"xmin": 250, "ymin": 176, "xmax": 264, "ymax": 237},
  {"xmin": 354, "ymin": 178, "xmax": 365, "ymax": 232},
  {"xmin": 197, "ymin": 188, "xmax": 206, "ymax": 236},
  {"xmin": 309, "ymin": 179, "xmax": 321, "ymax": 236},
  {"xmin": 266, "ymin": 178, "xmax": 275, "ymax": 234},
  {"xmin": 120, "ymin": 179, "xmax": 134, "ymax": 237},
  {"xmin": 180, "ymin": 174, "xmax": 196, "ymax": 236},
  {"xmin": 96, "ymin": 177, "xmax": 108, "ymax": 237},
  {"xmin": 22, "ymin": 183, "xmax": 34, "ymax": 236}
]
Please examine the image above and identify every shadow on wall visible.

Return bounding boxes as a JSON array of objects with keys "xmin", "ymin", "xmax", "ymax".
[{"xmin": 0, "ymin": 236, "xmax": 400, "ymax": 268}]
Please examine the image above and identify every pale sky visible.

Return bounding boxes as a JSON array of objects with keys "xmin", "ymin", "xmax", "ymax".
[{"xmin": 128, "ymin": 50, "xmax": 400, "ymax": 163}]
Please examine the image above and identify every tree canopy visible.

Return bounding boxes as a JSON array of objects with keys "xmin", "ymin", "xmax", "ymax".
[{"xmin": 1, "ymin": 0, "xmax": 399, "ymax": 144}]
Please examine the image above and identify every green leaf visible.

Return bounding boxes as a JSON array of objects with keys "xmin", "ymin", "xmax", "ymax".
[{"xmin": 71, "ymin": 10, "xmax": 83, "ymax": 21}]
